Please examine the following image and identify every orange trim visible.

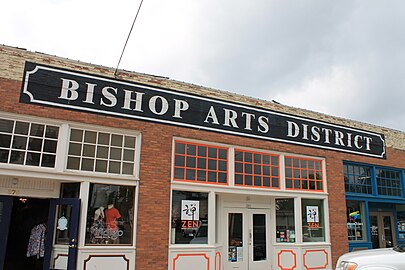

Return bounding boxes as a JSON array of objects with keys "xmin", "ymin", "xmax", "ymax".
[
  {"xmin": 173, "ymin": 253, "xmax": 210, "ymax": 270},
  {"xmin": 277, "ymin": 249, "xmax": 297, "ymax": 270},
  {"xmin": 303, "ymin": 249, "xmax": 329, "ymax": 270},
  {"xmin": 83, "ymin": 254, "xmax": 130, "ymax": 270},
  {"xmin": 215, "ymin": 252, "xmax": 221, "ymax": 270}
]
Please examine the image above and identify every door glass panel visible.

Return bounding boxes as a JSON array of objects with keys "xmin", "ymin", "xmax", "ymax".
[
  {"xmin": 383, "ymin": 216, "xmax": 393, "ymax": 248},
  {"xmin": 369, "ymin": 215, "xmax": 379, "ymax": 248},
  {"xmin": 253, "ymin": 214, "xmax": 266, "ymax": 261},
  {"xmin": 48, "ymin": 205, "xmax": 72, "ymax": 269},
  {"xmin": 228, "ymin": 213, "xmax": 243, "ymax": 263}
]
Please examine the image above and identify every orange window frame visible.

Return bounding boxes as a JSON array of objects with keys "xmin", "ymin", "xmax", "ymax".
[
  {"xmin": 173, "ymin": 141, "xmax": 228, "ymax": 185},
  {"xmin": 234, "ymin": 149, "xmax": 280, "ymax": 189},
  {"xmin": 285, "ymin": 156, "xmax": 323, "ymax": 192}
]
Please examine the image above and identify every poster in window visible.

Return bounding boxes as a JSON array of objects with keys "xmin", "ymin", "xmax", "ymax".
[
  {"xmin": 306, "ymin": 206, "xmax": 319, "ymax": 223},
  {"xmin": 181, "ymin": 200, "xmax": 199, "ymax": 221}
]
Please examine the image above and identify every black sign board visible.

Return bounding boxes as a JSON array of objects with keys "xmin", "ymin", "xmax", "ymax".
[{"xmin": 20, "ymin": 62, "xmax": 386, "ymax": 158}]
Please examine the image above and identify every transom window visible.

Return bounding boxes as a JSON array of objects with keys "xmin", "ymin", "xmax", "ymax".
[
  {"xmin": 173, "ymin": 141, "xmax": 228, "ymax": 184},
  {"xmin": 234, "ymin": 149, "xmax": 279, "ymax": 188},
  {"xmin": 376, "ymin": 168, "xmax": 402, "ymax": 197},
  {"xmin": 67, "ymin": 128, "xmax": 137, "ymax": 175},
  {"xmin": 343, "ymin": 164, "xmax": 372, "ymax": 194},
  {"xmin": 0, "ymin": 118, "xmax": 59, "ymax": 167},
  {"xmin": 285, "ymin": 156, "xmax": 323, "ymax": 191}
]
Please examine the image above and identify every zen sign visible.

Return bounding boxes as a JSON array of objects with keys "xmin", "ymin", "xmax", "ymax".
[{"xmin": 20, "ymin": 62, "xmax": 386, "ymax": 158}]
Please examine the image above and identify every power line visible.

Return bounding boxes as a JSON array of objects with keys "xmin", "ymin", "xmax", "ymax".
[{"xmin": 114, "ymin": 0, "xmax": 145, "ymax": 78}]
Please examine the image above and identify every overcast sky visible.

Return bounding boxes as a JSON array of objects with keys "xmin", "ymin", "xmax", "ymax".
[{"xmin": 2, "ymin": 0, "xmax": 405, "ymax": 131}]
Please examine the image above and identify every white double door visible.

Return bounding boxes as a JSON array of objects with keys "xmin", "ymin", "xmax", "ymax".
[{"xmin": 224, "ymin": 208, "xmax": 271, "ymax": 270}]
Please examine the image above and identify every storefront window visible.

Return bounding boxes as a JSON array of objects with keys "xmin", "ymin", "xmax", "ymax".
[
  {"xmin": 285, "ymin": 156, "xmax": 323, "ymax": 191},
  {"xmin": 397, "ymin": 211, "xmax": 405, "ymax": 241},
  {"xmin": 302, "ymin": 199, "xmax": 325, "ymax": 242},
  {"xmin": 85, "ymin": 184, "xmax": 135, "ymax": 245},
  {"xmin": 276, "ymin": 199, "xmax": 295, "ymax": 243},
  {"xmin": 346, "ymin": 200, "xmax": 366, "ymax": 241},
  {"xmin": 173, "ymin": 141, "xmax": 228, "ymax": 184},
  {"xmin": 376, "ymin": 168, "xmax": 402, "ymax": 197},
  {"xmin": 171, "ymin": 190, "xmax": 208, "ymax": 244},
  {"xmin": 67, "ymin": 128, "xmax": 137, "ymax": 175},
  {"xmin": 0, "ymin": 118, "xmax": 59, "ymax": 167},
  {"xmin": 343, "ymin": 163, "xmax": 372, "ymax": 194},
  {"xmin": 234, "ymin": 149, "xmax": 279, "ymax": 188}
]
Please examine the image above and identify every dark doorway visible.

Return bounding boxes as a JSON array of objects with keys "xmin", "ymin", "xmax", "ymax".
[{"xmin": 4, "ymin": 197, "xmax": 50, "ymax": 270}]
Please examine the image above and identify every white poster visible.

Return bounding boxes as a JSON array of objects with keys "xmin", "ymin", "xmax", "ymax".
[
  {"xmin": 306, "ymin": 206, "xmax": 319, "ymax": 223},
  {"xmin": 181, "ymin": 200, "xmax": 199, "ymax": 220}
]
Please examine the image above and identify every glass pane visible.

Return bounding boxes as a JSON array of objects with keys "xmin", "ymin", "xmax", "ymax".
[
  {"xmin": 228, "ymin": 213, "xmax": 242, "ymax": 263},
  {"xmin": 302, "ymin": 199, "xmax": 325, "ymax": 242},
  {"xmin": 98, "ymin": 133, "xmax": 110, "ymax": 145},
  {"xmin": 15, "ymin": 121, "xmax": 29, "ymax": 135},
  {"xmin": 31, "ymin": 124, "xmax": 44, "ymax": 137},
  {"xmin": 123, "ymin": 149, "xmax": 135, "ymax": 161},
  {"xmin": 97, "ymin": 146, "xmax": 108, "ymax": 159},
  {"xmin": 276, "ymin": 199, "xmax": 295, "ymax": 243},
  {"xmin": 175, "ymin": 142, "xmax": 185, "ymax": 154},
  {"xmin": 48, "ymin": 205, "xmax": 71, "ymax": 270},
  {"xmin": 45, "ymin": 126, "xmax": 59, "ymax": 139},
  {"xmin": 0, "ymin": 134, "xmax": 12, "ymax": 148},
  {"xmin": 346, "ymin": 200, "xmax": 366, "ymax": 241},
  {"xmin": 383, "ymin": 216, "xmax": 394, "ymax": 247},
  {"xmin": 67, "ymin": 157, "xmax": 80, "ymax": 170},
  {"xmin": 96, "ymin": 160, "xmax": 108, "ymax": 173},
  {"xmin": 82, "ymin": 158, "xmax": 94, "ymax": 171},
  {"xmin": 70, "ymin": 129, "xmax": 83, "ymax": 142},
  {"xmin": 124, "ymin": 136, "xmax": 136, "ymax": 148},
  {"xmin": 110, "ymin": 148, "xmax": 122, "ymax": 160},
  {"xmin": 85, "ymin": 184, "xmax": 135, "ymax": 245},
  {"xmin": 44, "ymin": 140, "xmax": 57, "ymax": 153},
  {"xmin": 28, "ymin": 138, "xmax": 43, "ymax": 151},
  {"xmin": 26, "ymin": 152, "xmax": 40, "ymax": 166},
  {"xmin": 171, "ymin": 191, "xmax": 208, "ymax": 244},
  {"xmin": 122, "ymin": 162, "xmax": 134, "ymax": 175},
  {"xmin": 83, "ymin": 144, "xmax": 96, "ymax": 157},
  {"xmin": 55, "ymin": 205, "xmax": 72, "ymax": 244},
  {"xmin": 42, "ymin": 154, "xmax": 56, "ymax": 167},
  {"xmin": 10, "ymin": 150, "xmax": 25, "ymax": 164},
  {"xmin": 84, "ymin": 131, "xmax": 97, "ymax": 143},
  {"xmin": 397, "ymin": 212, "xmax": 405, "ymax": 240},
  {"xmin": 111, "ymin": 134, "xmax": 123, "ymax": 147},
  {"xmin": 0, "ymin": 118, "xmax": 14, "ymax": 132},
  {"xmin": 12, "ymin": 136, "xmax": 27, "ymax": 149},
  {"xmin": 68, "ymin": 143, "xmax": 82, "ymax": 156},
  {"xmin": 109, "ymin": 161, "xmax": 121, "ymax": 174},
  {"xmin": 0, "ymin": 149, "xmax": 9, "ymax": 163},
  {"xmin": 253, "ymin": 214, "xmax": 266, "ymax": 261},
  {"xmin": 370, "ymin": 215, "xmax": 379, "ymax": 248}
]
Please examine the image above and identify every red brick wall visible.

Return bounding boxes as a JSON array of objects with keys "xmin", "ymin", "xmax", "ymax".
[{"xmin": 2, "ymin": 62, "xmax": 405, "ymax": 269}]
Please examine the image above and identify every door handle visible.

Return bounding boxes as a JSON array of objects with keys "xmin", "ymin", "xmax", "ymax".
[{"xmin": 69, "ymin": 238, "xmax": 77, "ymax": 249}]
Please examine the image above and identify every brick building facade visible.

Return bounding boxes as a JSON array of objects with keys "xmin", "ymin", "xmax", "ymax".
[{"xmin": 0, "ymin": 44, "xmax": 404, "ymax": 270}]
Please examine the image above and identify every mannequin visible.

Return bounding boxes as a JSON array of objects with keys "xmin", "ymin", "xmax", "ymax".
[
  {"xmin": 105, "ymin": 203, "xmax": 122, "ymax": 243},
  {"xmin": 105, "ymin": 204, "xmax": 121, "ymax": 231}
]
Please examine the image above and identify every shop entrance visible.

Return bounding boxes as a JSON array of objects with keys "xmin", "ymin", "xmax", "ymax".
[
  {"xmin": 0, "ymin": 196, "xmax": 80, "ymax": 270},
  {"xmin": 3, "ymin": 196, "xmax": 50, "ymax": 270},
  {"xmin": 224, "ymin": 208, "xmax": 270, "ymax": 270},
  {"xmin": 369, "ymin": 212, "xmax": 396, "ymax": 249}
]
